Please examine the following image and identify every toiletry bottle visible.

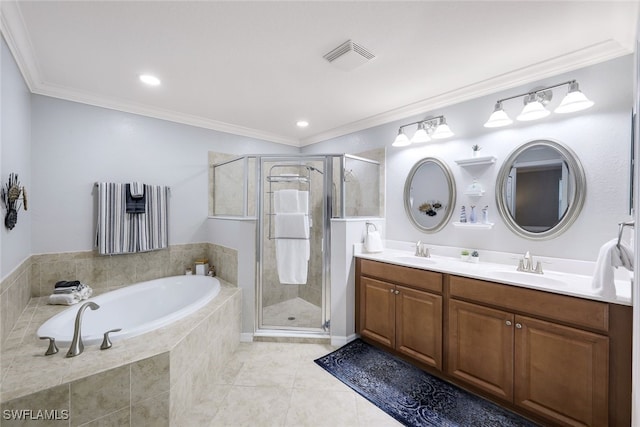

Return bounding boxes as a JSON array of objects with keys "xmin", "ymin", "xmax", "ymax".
[
  {"xmin": 459, "ymin": 206, "xmax": 467, "ymax": 223},
  {"xmin": 482, "ymin": 206, "xmax": 489, "ymax": 224},
  {"xmin": 469, "ymin": 205, "xmax": 476, "ymax": 223}
]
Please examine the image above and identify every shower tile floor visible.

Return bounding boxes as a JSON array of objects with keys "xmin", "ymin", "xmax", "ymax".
[
  {"xmin": 191, "ymin": 341, "xmax": 402, "ymax": 426},
  {"xmin": 262, "ymin": 297, "xmax": 322, "ymax": 329}
]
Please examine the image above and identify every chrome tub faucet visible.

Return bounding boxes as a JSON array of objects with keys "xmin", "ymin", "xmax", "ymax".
[{"xmin": 66, "ymin": 301, "xmax": 100, "ymax": 358}]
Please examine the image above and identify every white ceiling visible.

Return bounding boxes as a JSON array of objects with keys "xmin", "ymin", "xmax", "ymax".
[{"xmin": 1, "ymin": 1, "xmax": 638, "ymax": 146}]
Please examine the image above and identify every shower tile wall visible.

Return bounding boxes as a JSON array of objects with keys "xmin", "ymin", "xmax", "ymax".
[
  {"xmin": 208, "ymin": 152, "xmax": 256, "ymax": 217},
  {"xmin": 346, "ymin": 149, "xmax": 385, "ymax": 217}
]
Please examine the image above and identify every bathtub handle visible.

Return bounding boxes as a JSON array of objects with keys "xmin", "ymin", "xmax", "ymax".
[
  {"xmin": 100, "ymin": 328, "xmax": 122, "ymax": 350},
  {"xmin": 40, "ymin": 336, "xmax": 59, "ymax": 356}
]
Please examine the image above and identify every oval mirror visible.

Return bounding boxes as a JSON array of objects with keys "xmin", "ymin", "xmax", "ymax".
[
  {"xmin": 496, "ymin": 139, "xmax": 586, "ymax": 240},
  {"xmin": 404, "ymin": 157, "xmax": 456, "ymax": 233}
]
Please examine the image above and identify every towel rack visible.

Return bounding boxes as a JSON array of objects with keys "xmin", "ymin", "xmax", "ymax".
[
  {"xmin": 617, "ymin": 221, "xmax": 634, "ymax": 248},
  {"xmin": 266, "ymin": 164, "xmax": 312, "ymax": 240}
]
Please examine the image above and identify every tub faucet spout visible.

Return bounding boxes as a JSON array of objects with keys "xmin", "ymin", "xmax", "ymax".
[{"xmin": 66, "ymin": 301, "xmax": 100, "ymax": 358}]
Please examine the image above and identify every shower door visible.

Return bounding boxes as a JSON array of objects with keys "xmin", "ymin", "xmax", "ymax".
[{"xmin": 257, "ymin": 156, "xmax": 331, "ymax": 334}]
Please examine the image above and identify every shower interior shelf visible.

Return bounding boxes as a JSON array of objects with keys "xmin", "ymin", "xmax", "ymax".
[{"xmin": 452, "ymin": 221, "xmax": 494, "ymax": 229}]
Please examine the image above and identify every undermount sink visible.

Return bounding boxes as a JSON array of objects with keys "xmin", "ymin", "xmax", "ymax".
[
  {"xmin": 487, "ymin": 270, "xmax": 567, "ymax": 288},
  {"xmin": 392, "ymin": 255, "xmax": 437, "ymax": 266}
]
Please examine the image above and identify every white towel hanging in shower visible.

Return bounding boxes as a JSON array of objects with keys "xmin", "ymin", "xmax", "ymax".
[{"xmin": 273, "ymin": 190, "xmax": 310, "ymax": 284}]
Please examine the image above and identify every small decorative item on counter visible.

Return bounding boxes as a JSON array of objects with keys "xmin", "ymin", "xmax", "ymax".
[
  {"xmin": 470, "ymin": 250, "xmax": 480, "ymax": 263},
  {"xmin": 208, "ymin": 265, "xmax": 216, "ymax": 277},
  {"xmin": 195, "ymin": 258, "xmax": 209, "ymax": 275},
  {"xmin": 460, "ymin": 249, "xmax": 470, "ymax": 262},
  {"xmin": 469, "ymin": 205, "xmax": 476, "ymax": 223},
  {"xmin": 459, "ymin": 206, "xmax": 467, "ymax": 223},
  {"xmin": 471, "ymin": 144, "xmax": 482, "ymax": 157},
  {"xmin": 482, "ymin": 205, "xmax": 489, "ymax": 224},
  {"xmin": 185, "ymin": 267, "xmax": 193, "ymax": 275}
]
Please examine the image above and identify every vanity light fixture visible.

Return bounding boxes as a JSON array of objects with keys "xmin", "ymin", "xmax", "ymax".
[
  {"xmin": 392, "ymin": 115, "xmax": 454, "ymax": 147},
  {"xmin": 484, "ymin": 80, "xmax": 593, "ymax": 128}
]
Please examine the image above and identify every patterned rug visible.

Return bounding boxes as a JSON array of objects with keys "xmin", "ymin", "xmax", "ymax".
[{"xmin": 314, "ymin": 339, "xmax": 538, "ymax": 427}]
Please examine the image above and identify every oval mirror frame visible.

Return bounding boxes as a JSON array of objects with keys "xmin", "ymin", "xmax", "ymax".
[
  {"xmin": 404, "ymin": 157, "xmax": 456, "ymax": 233},
  {"xmin": 495, "ymin": 139, "xmax": 586, "ymax": 240}
]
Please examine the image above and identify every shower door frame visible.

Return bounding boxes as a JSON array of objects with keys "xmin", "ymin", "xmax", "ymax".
[{"xmin": 255, "ymin": 155, "xmax": 333, "ymax": 336}]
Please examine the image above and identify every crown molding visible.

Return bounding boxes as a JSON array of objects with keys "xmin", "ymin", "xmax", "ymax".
[
  {"xmin": 0, "ymin": 0, "xmax": 40, "ymax": 91},
  {"xmin": 300, "ymin": 39, "xmax": 632, "ymax": 146}
]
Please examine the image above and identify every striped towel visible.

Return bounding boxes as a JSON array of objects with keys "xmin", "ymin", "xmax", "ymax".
[{"xmin": 96, "ymin": 183, "xmax": 169, "ymax": 255}]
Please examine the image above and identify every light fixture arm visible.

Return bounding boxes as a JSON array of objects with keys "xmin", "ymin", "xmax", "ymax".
[
  {"xmin": 492, "ymin": 80, "xmax": 577, "ymax": 105},
  {"xmin": 398, "ymin": 115, "xmax": 446, "ymax": 131}
]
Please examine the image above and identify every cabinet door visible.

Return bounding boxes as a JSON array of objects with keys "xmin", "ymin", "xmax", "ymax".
[
  {"xmin": 396, "ymin": 285, "xmax": 442, "ymax": 370},
  {"xmin": 448, "ymin": 299, "xmax": 514, "ymax": 401},
  {"xmin": 514, "ymin": 315, "xmax": 609, "ymax": 427},
  {"xmin": 359, "ymin": 277, "xmax": 395, "ymax": 348}
]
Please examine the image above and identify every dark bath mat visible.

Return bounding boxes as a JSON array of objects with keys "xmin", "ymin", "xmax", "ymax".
[{"xmin": 314, "ymin": 339, "xmax": 538, "ymax": 427}]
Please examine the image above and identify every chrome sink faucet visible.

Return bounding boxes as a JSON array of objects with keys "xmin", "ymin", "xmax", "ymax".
[
  {"xmin": 415, "ymin": 241, "xmax": 431, "ymax": 258},
  {"xmin": 66, "ymin": 301, "xmax": 100, "ymax": 357},
  {"xmin": 517, "ymin": 251, "xmax": 543, "ymax": 274}
]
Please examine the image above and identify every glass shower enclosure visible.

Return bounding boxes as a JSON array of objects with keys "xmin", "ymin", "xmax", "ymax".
[{"xmin": 212, "ymin": 153, "xmax": 382, "ymax": 336}]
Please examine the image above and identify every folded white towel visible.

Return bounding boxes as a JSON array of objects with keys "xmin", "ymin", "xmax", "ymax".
[
  {"xmin": 365, "ymin": 229, "xmax": 384, "ymax": 253},
  {"xmin": 48, "ymin": 293, "xmax": 81, "ymax": 305},
  {"xmin": 297, "ymin": 191, "xmax": 309, "ymax": 213},
  {"xmin": 274, "ymin": 189, "xmax": 300, "ymax": 214},
  {"xmin": 275, "ymin": 213, "xmax": 309, "ymax": 239},
  {"xmin": 591, "ymin": 239, "xmax": 634, "ymax": 298}
]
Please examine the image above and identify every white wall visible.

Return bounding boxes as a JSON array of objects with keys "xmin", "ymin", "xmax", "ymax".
[
  {"xmin": 304, "ymin": 55, "xmax": 634, "ymax": 261},
  {"xmin": 30, "ymin": 96, "xmax": 296, "ymax": 254},
  {"xmin": 1, "ymin": 36, "xmax": 31, "ymax": 279}
]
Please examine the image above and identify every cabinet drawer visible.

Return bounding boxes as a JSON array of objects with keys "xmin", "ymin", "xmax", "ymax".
[
  {"xmin": 359, "ymin": 259, "xmax": 442, "ymax": 293},
  {"xmin": 449, "ymin": 275, "xmax": 609, "ymax": 333}
]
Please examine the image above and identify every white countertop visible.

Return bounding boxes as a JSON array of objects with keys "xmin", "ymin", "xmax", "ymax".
[{"xmin": 355, "ymin": 242, "xmax": 632, "ymax": 306}]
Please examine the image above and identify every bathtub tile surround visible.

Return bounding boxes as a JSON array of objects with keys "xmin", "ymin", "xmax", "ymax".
[
  {"xmin": 27, "ymin": 242, "xmax": 238, "ymax": 298},
  {"xmin": 0, "ymin": 257, "xmax": 32, "ymax": 344},
  {"xmin": 0, "ymin": 242, "xmax": 238, "ymax": 349},
  {"xmin": 0, "ymin": 280, "xmax": 241, "ymax": 426}
]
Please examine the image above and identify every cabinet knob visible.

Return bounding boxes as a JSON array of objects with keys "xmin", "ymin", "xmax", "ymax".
[
  {"xmin": 505, "ymin": 320, "xmax": 512, "ymax": 326},
  {"xmin": 390, "ymin": 289, "xmax": 395, "ymax": 293},
  {"xmin": 515, "ymin": 323, "xmax": 522, "ymax": 329},
  {"xmin": 395, "ymin": 290, "xmax": 400, "ymax": 295}
]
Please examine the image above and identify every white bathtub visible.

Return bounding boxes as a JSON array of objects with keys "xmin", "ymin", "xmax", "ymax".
[{"xmin": 37, "ymin": 275, "xmax": 221, "ymax": 345}]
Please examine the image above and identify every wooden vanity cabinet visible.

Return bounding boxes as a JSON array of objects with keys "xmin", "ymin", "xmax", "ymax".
[
  {"xmin": 355, "ymin": 259, "xmax": 631, "ymax": 426},
  {"xmin": 448, "ymin": 275, "xmax": 612, "ymax": 427},
  {"xmin": 356, "ymin": 259, "xmax": 443, "ymax": 370}
]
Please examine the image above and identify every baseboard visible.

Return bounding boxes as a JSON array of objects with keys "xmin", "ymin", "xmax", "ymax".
[
  {"xmin": 330, "ymin": 333, "xmax": 359, "ymax": 347},
  {"xmin": 240, "ymin": 332, "xmax": 254, "ymax": 342}
]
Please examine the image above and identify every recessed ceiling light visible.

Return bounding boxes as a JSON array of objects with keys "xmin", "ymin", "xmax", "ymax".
[
  {"xmin": 139, "ymin": 74, "xmax": 161, "ymax": 86},
  {"xmin": 296, "ymin": 120, "xmax": 309, "ymax": 128}
]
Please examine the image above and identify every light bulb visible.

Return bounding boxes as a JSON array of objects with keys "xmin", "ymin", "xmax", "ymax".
[
  {"xmin": 555, "ymin": 82, "xmax": 594, "ymax": 113},
  {"xmin": 517, "ymin": 95, "xmax": 550, "ymax": 121},
  {"xmin": 484, "ymin": 102, "xmax": 513, "ymax": 128},
  {"xmin": 411, "ymin": 123, "xmax": 431, "ymax": 143},
  {"xmin": 392, "ymin": 129, "xmax": 410, "ymax": 147}
]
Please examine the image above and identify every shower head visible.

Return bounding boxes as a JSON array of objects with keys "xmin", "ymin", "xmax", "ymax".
[{"xmin": 305, "ymin": 165, "xmax": 324, "ymax": 174}]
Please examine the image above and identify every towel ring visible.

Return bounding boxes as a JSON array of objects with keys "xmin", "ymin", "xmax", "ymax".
[{"xmin": 366, "ymin": 222, "xmax": 377, "ymax": 232}]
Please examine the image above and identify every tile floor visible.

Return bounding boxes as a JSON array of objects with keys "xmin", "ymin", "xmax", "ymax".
[{"xmin": 189, "ymin": 341, "xmax": 403, "ymax": 427}]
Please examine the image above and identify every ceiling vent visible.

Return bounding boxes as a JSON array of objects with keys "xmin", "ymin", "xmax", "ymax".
[{"xmin": 323, "ymin": 40, "xmax": 375, "ymax": 71}]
